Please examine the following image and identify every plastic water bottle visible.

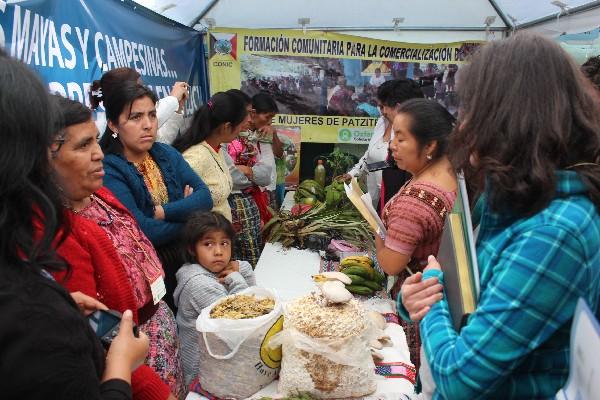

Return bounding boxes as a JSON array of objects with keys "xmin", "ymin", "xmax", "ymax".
[{"xmin": 314, "ymin": 159, "xmax": 326, "ymax": 188}]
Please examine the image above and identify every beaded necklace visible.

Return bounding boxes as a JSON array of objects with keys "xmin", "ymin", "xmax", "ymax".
[{"xmin": 70, "ymin": 194, "xmax": 114, "ymax": 226}]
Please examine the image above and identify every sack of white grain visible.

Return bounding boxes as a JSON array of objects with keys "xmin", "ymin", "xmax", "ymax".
[
  {"xmin": 196, "ymin": 287, "xmax": 283, "ymax": 399},
  {"xmin": 269, "ymin": 293, "xmax": 377, "ymax": 398}
]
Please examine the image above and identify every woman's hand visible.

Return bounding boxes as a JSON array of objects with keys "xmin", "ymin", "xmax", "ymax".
[
  {"xmin": 170, "ymin": 81, "xmax": 189, "ymax": 102},
  {"xmin": 268, "ymin": 127, "xmax": 284, "ymax": 158},
  {"xmin": 103, "ymin": 310, "xmax": 149, "ymax": 383},
  {"xmin": 184, "ymin": 184, "xmax": 194, "ymax": 198},
  {"xmin": 401, "ymin": 256, "xmax": 444, "ymax": 322},
  {"xmin": 70, "ymin": 291, "xmax": 108, "ymax": 316},
  {"xmin": 170, "ymin": 82, "xmax": 189, "ymax": 113},
  {"xmin": 338, "ymin": 173, "xmax": 353, "ymax": 182},
  {"xmin": 153, "ymin": 205, "xmax": 165, "ymax": 220},
  {"xmin": 258, "ymin": 125, "xmax": 275, "ymax": 138},
  {"xmin": 236, "ymin": 165, "xmax": 254, "ymax": 180}
]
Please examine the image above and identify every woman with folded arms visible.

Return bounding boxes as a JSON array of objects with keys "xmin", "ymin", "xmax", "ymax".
[{"xmin": 99, "ymin": 81, "xmax": 213, "ymax": 311}]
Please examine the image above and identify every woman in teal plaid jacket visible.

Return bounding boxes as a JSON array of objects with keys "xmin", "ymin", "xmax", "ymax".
[{"xmin": 400, "ymin": 34, "xmax": 600, "ymax": 399}]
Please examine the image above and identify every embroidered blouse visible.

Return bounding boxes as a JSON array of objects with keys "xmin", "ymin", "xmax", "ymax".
[
  {"xmin": 382, "ymin": 181, "xmax": 457, "ymax": 265},
  {"xmin": 183, "ymin": 141, "xmax": 234, "ymax": 221},
  {"xmin": 134, "ymin": 154, "xmax": 169, "ymax": 206},
  {"xmin": 77, "ymin": 195, "xmax": 164, "ymax": 308}
]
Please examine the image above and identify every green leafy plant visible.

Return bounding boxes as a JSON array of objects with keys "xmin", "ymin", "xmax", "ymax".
[
  {"xmin": 322, "ymin": 148, "xmax": 357, "ymax": 179},
  {"xmin": 262, "ymin": 202, "xmax": 373, "ymax": 250}
]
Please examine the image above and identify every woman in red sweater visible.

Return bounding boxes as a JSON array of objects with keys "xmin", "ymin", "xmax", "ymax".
[{"xmin": 49, "ymin": 95, "xmax": 183, "ymax": 399}]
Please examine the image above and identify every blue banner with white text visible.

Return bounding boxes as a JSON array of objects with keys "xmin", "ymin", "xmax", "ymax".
[{"xmin": 0, "ymin": 0, "xmax": 207, "ymax": 115}]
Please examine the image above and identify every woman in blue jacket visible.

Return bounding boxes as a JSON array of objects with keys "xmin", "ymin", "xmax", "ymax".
[
  {"xmin": 100, "ymin": 81, "xmax": 213, "ymax": 310},
  {"xmin": 400, "ymin": 34, "xmax": 600, "ymax": 399}
]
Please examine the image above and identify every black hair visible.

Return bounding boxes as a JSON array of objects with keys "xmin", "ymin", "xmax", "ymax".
[
  {"xmin": 251, "ymin": 92, "xmax": 279, "ymax": 114},
  {"xmin": 227, "ymin": 88, "xmax": 251, "ymax": 106},
  {"xmin": 89, "ymin": 67, "xmax": 141, "ymax": 110},
  {"xmin": 172, "ymin": 91, "xmax": 248, "ymax": 153},
  {"xmin": 396, "ymin": 98, "xmax": 455, "ymax": 160},
  {"xmin": 183, "ymin": 211, "xmax": 236, "ymax": 262},
  {"xmin": 99, "ymin": 81, "xmax": 158, "ymax": 156},
  {"xmin": 56, "ymin": 95, "xmax": 92, "ymax": 127},
  {"xmin": 581, "ymin": 55, "xmax": 600, "ymax": 92},
  {"xmin": 0, "ymin": 49, "xmax": 68, "ymax": 277},
  {"xmin": 50, "ymin": 94, "xmax": 93, "ymax": 155},
  {"xmin": 452, "ymin": 33, "xmax": 600, "ymax": 215},
  {"xmin": 377, "ymin": 79, "xmax": 424, "ymax": 107}
]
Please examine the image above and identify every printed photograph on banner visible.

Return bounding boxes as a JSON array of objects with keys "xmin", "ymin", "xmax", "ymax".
[
  {"xmin": 272, "ymin": 126, "xmax": 301, "ymax": 187},
  {"xmin": 240, "ymin": 54, "xmax": 462, "ymax": 117}
]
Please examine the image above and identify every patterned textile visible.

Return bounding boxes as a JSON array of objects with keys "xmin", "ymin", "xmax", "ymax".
[
  {"xmin": 267, "ymin": 189, "xmax": 278, "ymax": 211},
  {"xmin": 383, "ymin": 312, "xmax": 401, "ymax": 325},
  {"xmin": 381, "ymin": 180, "xmax": 456, "ymax": 373},
  {"xmin": 421, "ymin": 171, "xmax": 600, "ymax": 399},
  {"xmin": 382, "ymin": 181, "xmax": 456, "ymax": 261},
  {"xmin": 375, "ymin": 361, "xmax": 417, "ymax": 383},
  {"xmin": 77, "ymin": 195, "xmax": 163, "ymax": 309},
  {"xmin": 140, "ymin": 301, "xmax": 186, "ymax": 399},
  {"xmin": 399, "ymin": 311, "xmax": 421, "ymax": 373},
  {"xmin": 134, "ymin": 153, "xmax": 169, "ymax": 206},
  {"xmin": 228, "ymin": 136, "xmax": 257, "ymax": 167},
  {"xmin": 247, "ymin": 186, "xmax": 272, "ymax": 225},
  {"xmin": 228, "ymin": 193, "xmax": 262, "ymax": 268}
]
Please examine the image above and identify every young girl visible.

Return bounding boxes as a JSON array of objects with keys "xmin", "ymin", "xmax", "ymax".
[{"xmin": 173, "ymin": 211, "xmax": 256, "ymax": 385}]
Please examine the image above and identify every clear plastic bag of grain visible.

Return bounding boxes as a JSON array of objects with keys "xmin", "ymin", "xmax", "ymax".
[
  {"xmin": 269, "ymin": 293, "xmax": 377, "ymax": 398},
  {"xmin": 210, "ymin": 294, "xmax": 275, "ymax": 319},
  {"xmin": 196, "ymin": 287, "xmax": 283, "ymax": 399}
]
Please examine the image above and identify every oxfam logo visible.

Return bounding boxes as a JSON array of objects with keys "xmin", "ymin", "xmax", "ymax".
[
  {"xmin": 338, "ymin": 128, "xmax": 352, "ymax": 142},
  {"xmin": 214, "ymin": 39, "xmax": 232, "ymax": 55}
]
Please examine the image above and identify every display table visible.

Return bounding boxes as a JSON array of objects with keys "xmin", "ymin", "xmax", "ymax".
[
  {"xmin": 254, "ymin": 242, "xmax": 320, "ymax": 303},
  {"xmin": 186, "ymin": 243, "xmax": 416, "ymax": 399}
]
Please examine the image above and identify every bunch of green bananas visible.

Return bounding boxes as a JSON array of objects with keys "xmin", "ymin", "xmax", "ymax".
[
  {"xmin": 294, "ymin": 179, "xmax": 325, "ymax": 205},
  {"xmin": 339, "ymin": 255, "xmax": 386, "ymax": 296},
  {"xmin": 324, "ymin": 179, "xmax": 346, "ymax": 207}
]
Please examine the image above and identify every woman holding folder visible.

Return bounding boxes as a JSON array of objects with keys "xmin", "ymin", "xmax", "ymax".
[
  {"xmin": 401, "ymin": 34, "xmax": 600, "ymax": 399},
  {"xmin": 374, "ymin": 98, "xmax": 457, "ymax": 372}
]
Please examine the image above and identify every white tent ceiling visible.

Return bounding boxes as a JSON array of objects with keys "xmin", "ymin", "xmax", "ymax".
[{"xmin": 134, "ymin": 0, "xmax": 600, "ymax": 42}]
